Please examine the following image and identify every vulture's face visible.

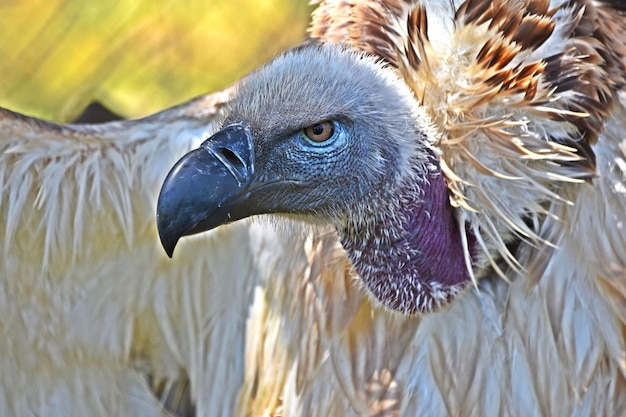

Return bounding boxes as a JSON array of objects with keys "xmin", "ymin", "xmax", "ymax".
[{"xmin": 157, "ymin": 45, "xmax": 471, "ymax": 314}]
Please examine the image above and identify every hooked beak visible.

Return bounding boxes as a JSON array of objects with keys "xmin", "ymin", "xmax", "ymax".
[{"xmin": 156, "ymin": 123, "xmax": 257, "ymax": 257}]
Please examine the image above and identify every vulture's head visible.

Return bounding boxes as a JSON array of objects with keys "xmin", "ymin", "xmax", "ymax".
[{"xmin": 157, "ymin": 44, "xmax": 472, "ymax": 314}]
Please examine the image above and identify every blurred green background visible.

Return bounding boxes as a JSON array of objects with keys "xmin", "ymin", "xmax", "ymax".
[{"xmin": 0, "ymin": 0, "xmax": 312, "ymax": 121}]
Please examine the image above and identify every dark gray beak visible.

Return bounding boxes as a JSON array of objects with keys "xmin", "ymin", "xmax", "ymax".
[{"xmin": 156, "ymin": 123, "xmax": 255, "ymax": 257}]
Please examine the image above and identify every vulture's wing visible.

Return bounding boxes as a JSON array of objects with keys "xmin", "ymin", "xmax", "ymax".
[{"xmin": 0, "ymin": 89, "xmax": 269, "ymax": 417}]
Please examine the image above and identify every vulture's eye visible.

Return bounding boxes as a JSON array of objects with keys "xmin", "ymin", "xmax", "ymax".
[{"xmin": 302, "ymin": 121, "xmax": 335, "ymax": 144}]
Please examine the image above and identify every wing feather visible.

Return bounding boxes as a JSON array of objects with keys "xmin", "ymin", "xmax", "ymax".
[{"xmin": 0, "ymin": 89, "xmax": 244, "ymax": 417}]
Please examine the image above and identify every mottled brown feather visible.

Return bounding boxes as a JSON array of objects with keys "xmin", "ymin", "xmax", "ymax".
[{"xmin": 310, "ymin": 0, "xmax": 626, "ymax": 189}]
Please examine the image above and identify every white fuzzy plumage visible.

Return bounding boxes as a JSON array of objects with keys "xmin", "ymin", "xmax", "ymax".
[{"xmin": 2, "ymin": 0, "xmax": 626, "ymax": 416}]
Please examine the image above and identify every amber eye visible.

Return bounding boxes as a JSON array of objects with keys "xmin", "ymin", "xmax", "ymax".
[{"xmin": 303, "ymin": 121, "xmax": 335, "ymax": 143}]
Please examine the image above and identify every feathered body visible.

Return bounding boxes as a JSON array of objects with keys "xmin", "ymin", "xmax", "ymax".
[{"xmin": 2, "ymin": 0, "xmax": 626, "ymax": 416}]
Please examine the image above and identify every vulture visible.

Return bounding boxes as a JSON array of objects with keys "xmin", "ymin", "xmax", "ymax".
[{"xmin": 1, "ymin": 0, "xmax": 626, "ymax": 417}]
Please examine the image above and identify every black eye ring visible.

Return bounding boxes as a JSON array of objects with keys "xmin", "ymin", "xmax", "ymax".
[{"xmin": 303, "ymin": 121, "xmax": 335, "ymax": 143}]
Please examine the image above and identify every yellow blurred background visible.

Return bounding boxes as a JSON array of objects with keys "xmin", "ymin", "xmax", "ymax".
[{"xmin": 0, "ymin": 0, "xmax": 312, "ymax": 121}]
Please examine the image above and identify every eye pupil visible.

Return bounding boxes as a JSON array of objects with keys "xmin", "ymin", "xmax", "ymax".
[
  {"xmin": 312, "ymin": 124, "xmax": 324, "ymax": 135},
  {"xmin": 303, "ymin": 121, "xmax": 335, "ymax": 143}
]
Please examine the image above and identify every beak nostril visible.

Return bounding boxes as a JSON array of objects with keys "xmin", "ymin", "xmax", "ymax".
[
  {"xmin": 216, "ymin": 147, "xmax": 248, "ymax": 182},
  {"xmin": 220, "ymin": 147, "xmax": 243, "ymax": 168}
]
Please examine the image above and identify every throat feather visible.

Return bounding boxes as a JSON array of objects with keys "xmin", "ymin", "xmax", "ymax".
[{"xmin": 339, "ymin": 160, "xmax": 472, "ymax": 314}]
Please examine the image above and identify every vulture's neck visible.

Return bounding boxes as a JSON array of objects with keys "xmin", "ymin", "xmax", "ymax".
[{"xmin": 339, "ymin": 156, "xmax": 472, "ymax": 314}]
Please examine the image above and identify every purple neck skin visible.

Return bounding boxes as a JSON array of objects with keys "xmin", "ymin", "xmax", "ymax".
[{"xmin": 339, "ymin": 160, "xmax": 473, "ymax": 314}]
